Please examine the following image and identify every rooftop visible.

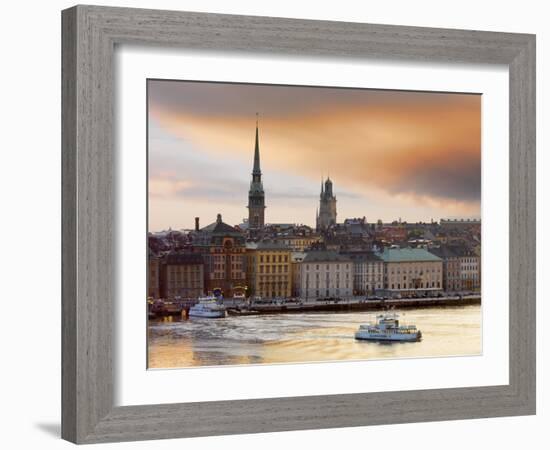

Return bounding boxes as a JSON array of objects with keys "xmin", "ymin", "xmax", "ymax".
[
  {"xmin": 246, "ymin": 240, "xmax": 291, "ymax": 251},
  {"xmin": 378, "ymin": 247, "xmax": 442, "ymax": 263},
  {"xmin": 200, "ymin": 213, "xmax": 242, "ymax": 236},
  {"xmin": 302, "ymin": 250, "xmax": 352, "ymax": 263},
  {"xmin": 341, "ymin": 251, "xmax": 383, "ymax": 262},
  {"xmin": 165, "ymin": 252, "xmax": 203, "ymax": 265}
]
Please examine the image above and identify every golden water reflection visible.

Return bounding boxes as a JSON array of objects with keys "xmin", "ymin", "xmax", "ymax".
[{"xmin": 147, "ymin": 305, "xmax": 481, "ymax": 369}]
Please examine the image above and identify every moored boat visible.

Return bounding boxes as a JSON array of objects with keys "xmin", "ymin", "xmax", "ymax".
[
  {"xmin": 188, "ymin": 296, "xmax": 226, "ymax": 318},
  {"xmin": 227, "ymin": 307, "xmax": 260, "ymax": 316},
  {"xmin": 355, "ymin": 313, "xmax": 422, "ymax": 342}
]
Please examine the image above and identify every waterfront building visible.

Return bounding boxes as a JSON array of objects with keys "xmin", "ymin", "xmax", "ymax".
[
  {"xmin": 378, "ymin": 248, "xmax": 443, "ymax": 295},
  {"xmin": 246, "ymin": 241, "xmax": 292, "ymax": 299},
  {"xmin": 247, "ymin": 118, "xmax": 266, "ymax": 236},
  {"xmin": 192, "ymin": 213, "xmax": 247, "ymax": 298},
  {"xmin": 429, "ymin": 246, "xmax": 462, "ymax": 292},
  {"xmin": 316, "ymin": 177, "xmax": 337, "ymax": 231},
  {"xmin": 343, "ymin": 251, "xmax": 384, "ymax": 295},
  {"xmin": 147, "ymin": 249, "xmax": 161, "ymax": 299},
  {"xmin": 290, "ymin": 251, "xmax": 307, "ymax": 297},
  {"xmin": 160, "ymin": 253, "xmax": 204, "ymax": 299},
  {"xmin": 454, "ymin": 246, "xmax": 481, "ymax": 291},
  {"xmin": 300, "ymin": 250, "xmax": 353, "ymax": 299}
]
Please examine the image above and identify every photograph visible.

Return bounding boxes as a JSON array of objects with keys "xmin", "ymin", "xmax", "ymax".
[{"xmin": 146, "ymin": 80, "xmax": 482, "ymax": 369}]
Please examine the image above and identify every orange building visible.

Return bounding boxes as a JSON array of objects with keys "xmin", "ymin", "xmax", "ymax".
[{"xmin": 192, "ymin": 214, "xmax": 247, "ymax": 299}]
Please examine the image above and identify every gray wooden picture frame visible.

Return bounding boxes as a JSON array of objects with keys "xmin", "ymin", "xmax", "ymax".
[{"xmin": 61, "ymin": 4, "xmax": 536, "ymax": 444}]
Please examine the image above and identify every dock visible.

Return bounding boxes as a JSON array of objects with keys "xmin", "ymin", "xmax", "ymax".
[{"xmin": 148, "ymin": 295, "xmax": 481, "ymax": 317}]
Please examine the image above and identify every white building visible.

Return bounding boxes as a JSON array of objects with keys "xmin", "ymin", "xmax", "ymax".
[
  {"xmin": 343, "ymin": 251, "xmax": 384, "ymax": 295},
  {"xmin": 290, "ymin": 251, "xmax": 307, "ymax": 297},
  {"xmin": 300, "ymin": 251, "xmax": 353, "ymax": 299},
  {"xmin": 378, "ymin": 248, "xmax": 443, "ymax": 294},
  {"xmin": 456, "ymin": 250, "xmax": 481, "ymax": 291}
]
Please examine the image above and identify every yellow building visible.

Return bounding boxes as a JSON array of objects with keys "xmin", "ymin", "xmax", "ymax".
[{"xmin": 246, "ymin": 241, "xmax": 292, "ymax": 299}]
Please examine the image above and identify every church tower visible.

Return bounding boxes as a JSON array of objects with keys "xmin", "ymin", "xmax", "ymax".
[
  {"xmin": 247, "ymin": 115, "xmax": 266, "ymax": 234},
  {"xmin": 316, "ymin": 177, "xmax": 337, "ymax": 231}
]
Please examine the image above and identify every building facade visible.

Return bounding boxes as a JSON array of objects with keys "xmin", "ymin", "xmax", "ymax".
[
  {"xmin": 455, "ymin": 247, "xmax": 481, "ymax": 291},
  {"xmin": 290, "ymin": 251, "xmax": 307, "ymax": 297},
  {"xmin": 429, "ymin": 246, "xmax": 462, "ymax": 292},
  {"xmin": 247, "ymin": 120, "xmax": 266, "ymax": 235},
  {"xmin": 147, "ymin": 250, "xmax": 161, "ymax": 299},
  {"xmin": 379, "ymin": 248, "xmax": 443, "ymax": 295},
  {"xmin": 316, "ymin": 177, "xmax": 337, "ymax": 231},
  {"xmin": 193, "ymin": 213, "xmax": 247, "ymax": 298},
  {"xmin": 160, "ymin": 253, "xmax": 204, "ymax": 299},
  {"xmin": 246, "ymin": 241, "xmax": 292, "ymax": 299},
  {"xmin": 300, "ymin": 250, "xmax": 353, "ymax": 299},
  {"xmin": 344, "ymin": 251, "xmax": 384, "ymax": 295}
]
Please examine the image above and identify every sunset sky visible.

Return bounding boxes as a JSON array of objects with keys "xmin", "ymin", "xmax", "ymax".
[{"xmin": 148, "ymin": 80, "xmax": 481, "ymax": 231}]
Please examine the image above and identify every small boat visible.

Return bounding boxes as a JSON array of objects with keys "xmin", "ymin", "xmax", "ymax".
[
  {"xmin": 227, "ymin": 307, "xmax": 260, "ymax": 316},
  {"xmin": 355, "ymin": 313, "xmax": 422, "ymax": 342},
  {"xmin": 188, "ymin": 296, "xmax": 226, "ymax": 318}
]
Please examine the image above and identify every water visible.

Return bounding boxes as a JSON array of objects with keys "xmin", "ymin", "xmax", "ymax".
[{"xmin": 148, "ymin": 305, "xmax": 481, "ymax": 369}]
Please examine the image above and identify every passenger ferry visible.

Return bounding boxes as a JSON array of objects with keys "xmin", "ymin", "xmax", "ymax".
[
  {"xmin": 188, "ymin": 296, "xmax": 227, "ymax": 318},
  {"xmin": 355, "ymin": 313, "xmax": 422, "ymax": 342}
]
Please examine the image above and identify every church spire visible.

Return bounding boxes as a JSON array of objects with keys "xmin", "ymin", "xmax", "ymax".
[
  {"xmin": 248, "ymin": 113, "xmax": 266, "ymax": 234},
  {"xmin": 253, "ymin": 113, "xmax": 261, "ymax": 175}
]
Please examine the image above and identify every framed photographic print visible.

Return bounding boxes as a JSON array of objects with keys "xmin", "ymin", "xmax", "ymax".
[{"xmin": 62, "ymin": 5, "xmax": 536, "ymax": 444}]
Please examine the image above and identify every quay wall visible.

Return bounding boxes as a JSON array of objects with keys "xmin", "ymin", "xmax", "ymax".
[{"xmin": 149, "ymin": 295, "xmax": 481, "ymax": 317}]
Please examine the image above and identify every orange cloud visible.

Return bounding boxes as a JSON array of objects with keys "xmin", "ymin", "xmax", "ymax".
[{"xmin": 149, "ymin": 94, "xmax": 480, "ymax": 212}]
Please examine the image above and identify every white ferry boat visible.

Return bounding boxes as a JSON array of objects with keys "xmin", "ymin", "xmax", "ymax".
[
  {"xmin": 233, "ymin": 292, "xmax": 246, "ymax": 301},
  {"xmin": 355, "ymin": 313, "xmax": 422, "ymax": 342},
  {"xmin": 188, "ymin": 296, "xmax": 226, "ymax": 318}
]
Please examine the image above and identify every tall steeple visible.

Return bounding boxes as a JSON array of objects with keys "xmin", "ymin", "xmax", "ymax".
[
  {"xmin": 253, "ymin": 113, "xmax": 261, "ymax": 177},
  {"xmin": 317, "ymin": 176, "xmax": 337, "ymax": 232},
  {"xmin": 247, "ymin": 113, "xmax": 266, "ymax": 235}
]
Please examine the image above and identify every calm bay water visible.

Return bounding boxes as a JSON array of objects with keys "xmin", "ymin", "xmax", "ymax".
[{"xmin": 147, "ymin": 305, "xmax": 481, "ymax": 368}]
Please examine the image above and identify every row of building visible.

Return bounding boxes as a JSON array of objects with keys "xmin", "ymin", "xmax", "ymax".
[{"xmin": 148, "ymin": 213, "xmax": 481, "ymax": 301}]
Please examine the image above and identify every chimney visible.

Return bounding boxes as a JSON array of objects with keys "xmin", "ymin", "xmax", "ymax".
[
  {"xmin": 195, "ymin": 217, "xmax": 200, "ymax": 231},
  {"xmin": 216, "ymin": 213, "xmax": 222, "ymax": 224}
]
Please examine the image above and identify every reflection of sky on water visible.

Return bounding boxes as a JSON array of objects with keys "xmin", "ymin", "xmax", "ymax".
[{"xmin": 148, "ymin": 305, "xmax": 481, "ymax": 369}]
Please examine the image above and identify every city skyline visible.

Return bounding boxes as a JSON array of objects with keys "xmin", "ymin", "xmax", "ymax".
[{"xmin": 148, "ymin": 80, "xmax": 481, "ymax": 231}]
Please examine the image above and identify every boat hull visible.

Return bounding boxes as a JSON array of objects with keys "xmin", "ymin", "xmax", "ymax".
[
  {"xmin": 355, "ymin": 332, "xmax": 421, "ymax": 342},
  {"xmin": 188, "ymin": 309, "xmax": 226, "ymax": 318}
]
